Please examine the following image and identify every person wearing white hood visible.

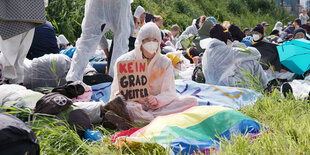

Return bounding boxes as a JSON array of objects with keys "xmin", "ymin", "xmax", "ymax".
[
  {"xmin": 201, "ymin": 24, "xmax": 268, "ymax": 88},
  {"xmin": 110, "ymin": 22, "xmax": 198, "ymax": 123},
  {"xmin": 175, "ymin": 16, "xmax": 206, "ymax": 50},
  {"xmin": 65, "ymin": 0, "xmax": 132, "ymax": 81},
  {"xmin": 133, "ymin": 6, "xmax": 146, "ymax": 38},
  {"xmin": 273, "ymin": 21, "xmax": 283, "ymax": 31}
]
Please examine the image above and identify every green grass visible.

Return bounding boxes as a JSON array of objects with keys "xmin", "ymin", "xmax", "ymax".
[
  {"xmin": 46, "ymin": 0, "xmax": 296, "ymax": 44},
  {"xmin": 220, "ymin": 90, "xmax": 310, "ymax": 154},
  {"xmin": 3, "ymin": 88, "xmax": 310, "ymax": 154}
]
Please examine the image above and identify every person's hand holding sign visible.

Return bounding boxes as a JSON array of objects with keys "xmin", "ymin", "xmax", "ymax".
[{"xmin": 147, "ymin": 95, "xmax": 158, "ymax": 109}]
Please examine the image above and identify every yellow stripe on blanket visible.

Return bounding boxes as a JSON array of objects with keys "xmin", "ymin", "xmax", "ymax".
[{"xmin": 134, "ymin": 106, "xmax": 232, "ymax": 140}]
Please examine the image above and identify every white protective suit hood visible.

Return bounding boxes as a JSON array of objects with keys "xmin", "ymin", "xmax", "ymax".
[
  {"xmin": 134, "ymin": 6, "xmax": 145, "ymax": 20},
  {"xmin": 134, "ymin": 22, "xmax": 162, "ymax": 63},
  {"xmin": 273, "ymin": 21, "xmax": 283, "ymax": 31}
]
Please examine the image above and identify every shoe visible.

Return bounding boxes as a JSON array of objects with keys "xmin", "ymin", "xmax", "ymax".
[
  {"xmin": 102, "ymin": 96, "xmax": 131, "ymax": 121},
  {"xmin": 83, "ymin": 73, "xmax": 113, "ymax": 86},
  {"xmin": 282, "ymin": 82, "xmax": 293, "ymax": 98},
  {"xmin": 0, "ymin": 78, "xmax": 9, "ymax": 85},
  {"xmin": 104, "ymin": 111, "xmax": 133, "ymax": 130},
  {"xmin": 101, "ymin": 96, "xmax": 133, "ymax": 130}
]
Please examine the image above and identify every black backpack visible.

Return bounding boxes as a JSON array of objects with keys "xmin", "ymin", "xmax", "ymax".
[
  {"xmin": 0, "ymin": 113, "xmax": 40, "ymax": 155},
  {"xmin": 192, "ymin": 63, "xmax": 205, "ymax": 83}
]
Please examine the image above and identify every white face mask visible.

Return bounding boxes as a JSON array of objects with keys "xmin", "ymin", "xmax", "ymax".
[
  {"xmin": 253, "ymin": 34, "xmax": 261, "ymax": 41},
  {"xmin": 142, "ymin": 41, "xmax": 158, "ymax": 54}
]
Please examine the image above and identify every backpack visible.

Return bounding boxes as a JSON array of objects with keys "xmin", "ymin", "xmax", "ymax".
[
  {"xmin": 34, "ymin": 92, "xmax": 73, "ymax": 115},
  {"xmin": 0, "ymin": 113, "xmax": 40, "ymax": 155},
  {"xmin": 180, "ymin": 35, "xmax": 196, "ymax": 50},
  {"xmin": 192, "ymin": 63, "xmax": 205, "ymax": 83}
]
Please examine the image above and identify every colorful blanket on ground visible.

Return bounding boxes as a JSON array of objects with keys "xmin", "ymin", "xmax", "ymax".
[
  {"xmin": 175, "ymin": 80, "xmax": 262, "ymax": 109},
  {"xmin": 111, "ymin": 106, "xmax": 264, "ymax": 155},
  {"xmin": 91, "ymin": 80, "xmax": 262, "ymax": 110}
]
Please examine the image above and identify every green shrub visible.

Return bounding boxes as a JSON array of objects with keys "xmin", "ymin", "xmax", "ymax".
[{"xmin": 46, "ymin": 0, "xmax": 295, "ymax": 44}]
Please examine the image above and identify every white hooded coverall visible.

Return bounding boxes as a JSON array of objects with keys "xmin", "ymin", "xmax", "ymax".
[
  {"xmin": 66, "ymin": 0, "xmax": 132, "ymax": 80},
  {"xmin": 110, "ymin": 22, "xmax": 198, "ymax": 122}
]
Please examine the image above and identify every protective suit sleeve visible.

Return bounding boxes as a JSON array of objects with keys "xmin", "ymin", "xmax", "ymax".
[{"xmin": 153, "ymin": 62, "xmax": 177, "ymax": 109}]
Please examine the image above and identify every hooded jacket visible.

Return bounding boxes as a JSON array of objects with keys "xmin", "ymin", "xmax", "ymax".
[
  {"xmin": 251, "ymin": 41, "xmax": 282, "ymax": 71},
  {"xmin": 202, "ymin": 38, "xmax": 268, "ymax": 88},
  {"xmin": 111, "ymin": 22, "xmax": 177, "ymax": 108},
  {"xmin": 111, "ymin": 23, "xmax": 197, "ymax": 122},
  {"xmin": 132, "ymin": 6, "xmax": 146, "ymax": 38},
  {"xmin": 273, "ymin": 21, "xmax": 283, "ymax": 31}
]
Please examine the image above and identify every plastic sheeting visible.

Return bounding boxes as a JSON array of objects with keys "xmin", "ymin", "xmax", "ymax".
[
  {"xmin": 73, "ymin": 102, "xmax": 105, "ymax": 124},
  {"xmin": 0, "ymin": 84, "xmax": 43, "ymax": 109},
  {"xmin": 24, "ymin": 54, "xmax": 96, "ymax": 89},
  {"xmin": 24, "ymin": 54, "xmax": 71, "ymax": 89},
  {"xmin": 201, "ymin": 38, "xmax": 268, "ymax": 88},
  {"xmin": 66, "ymin": 0, "xmax": 132, "ymax": 81}
]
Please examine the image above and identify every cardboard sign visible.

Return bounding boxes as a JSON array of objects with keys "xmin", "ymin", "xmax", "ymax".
[{"xmin": 117, "ymin": 59, "xmax": 149, "ymax": 101}]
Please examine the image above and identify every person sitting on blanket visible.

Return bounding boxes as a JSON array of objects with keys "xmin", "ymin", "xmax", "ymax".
[
  {"xmin": 201, "ymin": 24, "xmax": 268, "ymax": 88},
  {"xmin": 102, "ymin": 22, "xmax": 198, "ymax": 129}
]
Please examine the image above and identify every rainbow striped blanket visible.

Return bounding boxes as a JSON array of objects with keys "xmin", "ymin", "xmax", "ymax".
[{"xmin": 112, "ymin": 106, "xmax": 264, "ymax": 155}]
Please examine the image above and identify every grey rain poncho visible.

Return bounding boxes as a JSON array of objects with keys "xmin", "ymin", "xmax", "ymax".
[
  {"xmin": 24, "ymin": 54, "xmax": 95, "ymax": 89},
  {"xmin": 66, "ymin": 0, "xmax": 132, "ymax": 81},
  {"xmin": 201, "ymin": 38, "xmax": 268, "ymax": 88}
]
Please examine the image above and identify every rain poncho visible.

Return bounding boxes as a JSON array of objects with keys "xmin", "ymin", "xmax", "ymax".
[
  {"xmin": 132, "ymin": 6, "xmax": 146, "ymax": 38},
  {"xmin": 110, "ymin": 22, "xmax": 198, "ymax": 122},
  {"xmin": 66, "ymin": 0, "xmax": 132, "ymax": 80},
  {"xmin": 175, "ymin": 19, "xmax": 199, "ymax": 49},
  {"xmin": 0, "ymin": 84, "xmax": 43, "ymax": 109},
  {"xmin": 201, "ymin": 38, "xmax": 268, "ymax": 88},
  {"xmin": 24, "ymin": 54, "xmax": 95, "ymax": 89},
  {"xmin": 273, "ymin": 21, "xmax": 283, "ymax": 31}
]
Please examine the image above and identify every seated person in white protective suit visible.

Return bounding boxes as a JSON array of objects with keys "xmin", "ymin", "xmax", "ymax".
[
  {"xmin": 201, "ymin": 24, "xmax": 268, "ymax": 88},
  {"xmin": 66, "ymin": 0, "xmax": 132, "ymax": 81},
  {"xmin": 108, "ymin": 22, "xmax": 198, "ymax": 123}
]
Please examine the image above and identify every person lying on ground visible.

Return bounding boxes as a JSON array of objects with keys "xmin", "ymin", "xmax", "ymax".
[{"xmin": 22, "ymin": 54, "xmax": 112, "ymax": 89}]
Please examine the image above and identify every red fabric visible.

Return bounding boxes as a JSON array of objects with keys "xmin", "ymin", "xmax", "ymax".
[
  {"xmin": 160, "ymin": 40, "xmax": 167, "ymax": 48},
  {"xmin": 110, "ymin": 128, "xmax": 141, "ymax": 143}
]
